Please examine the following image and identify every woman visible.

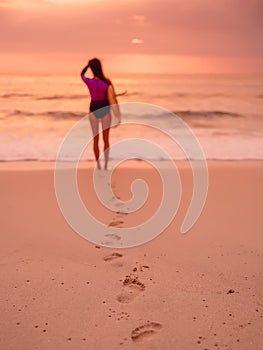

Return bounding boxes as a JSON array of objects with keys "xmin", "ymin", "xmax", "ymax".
[{"xmin": 81, "ymin": 58, "xmax": 121, "ymax": 170}]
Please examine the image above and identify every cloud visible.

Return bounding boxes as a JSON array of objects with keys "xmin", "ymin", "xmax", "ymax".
[{"xmin": 131, "ymin": 38, "xmax": 144, "ymax": 44}]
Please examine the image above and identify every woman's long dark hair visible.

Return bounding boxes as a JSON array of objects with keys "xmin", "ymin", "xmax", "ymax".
[{"xmin": 88, "ymin": 58, "xmax": 111, "ymax": 85}]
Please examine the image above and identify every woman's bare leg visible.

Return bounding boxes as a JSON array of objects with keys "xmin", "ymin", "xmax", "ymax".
[
  {"xmin": 89, "ymin": 113, "xmax": 101, "ymax": 169},
  {"xmin": 101, "ymin": 113, "xmax": 112, "ymax": 170}
]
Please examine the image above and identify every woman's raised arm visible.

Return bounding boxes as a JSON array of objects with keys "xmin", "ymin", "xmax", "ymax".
[{"xmin": 80, "ymin": 64, "xmax": 89, "ymax": 77}]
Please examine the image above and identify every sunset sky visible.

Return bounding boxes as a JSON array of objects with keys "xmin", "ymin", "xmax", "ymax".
[{"xmin": 1, "ymin": 0, "xmax": 263, "ymax": 74}]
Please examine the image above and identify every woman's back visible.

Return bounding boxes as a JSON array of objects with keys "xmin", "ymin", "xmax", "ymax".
[{"xmin": 81, "ymin": 76, "xmax": 109, "ymax": 101}]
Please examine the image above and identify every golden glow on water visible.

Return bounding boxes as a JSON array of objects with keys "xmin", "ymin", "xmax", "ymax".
[{"xmin": 0, "ymin": 73, "xmax": 263, "ymax": 161}]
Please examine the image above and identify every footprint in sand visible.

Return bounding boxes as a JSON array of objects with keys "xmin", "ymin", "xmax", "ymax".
[
  {"xmin": 131, "ymin": 322, "xmax": 162, "ymax": 343},
  {"xmin": 117, "ymin": 275, "xmax": 145, "ymax": 303},
  {"xmin": 116, "ymin": 211, "xmax": 129, "ymax": 216},
  {"xmin": 108, "ymin": 220, "xmax": 124, "ymax": 227},
  {"xmin": 103, "ymin": 252, "xmax": 123, "ymax": 262},
  {"xmin": 105, "ymin": 233, "xmax": 121, "ymax": 241}
]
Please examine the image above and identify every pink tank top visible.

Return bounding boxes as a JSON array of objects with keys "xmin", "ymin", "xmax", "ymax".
[{"xmin": 81, "ymin": 75, "xmax": 109, "ymax": 101}]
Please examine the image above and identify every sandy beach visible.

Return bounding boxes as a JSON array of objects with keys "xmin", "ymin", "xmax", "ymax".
[{"xmin": 0, "ymin": 160, "xmax": 262, "ymax": 350}]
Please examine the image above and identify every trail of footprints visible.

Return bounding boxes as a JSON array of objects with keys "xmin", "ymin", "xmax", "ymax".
[
  {"xmin": 103, "ymin": 249, "xmax": 163, "ymax": 344},
  {"xmin": 102, "ymin": 182, "xmax": 162, "ymax": 344},
  {"xmin": 107, "ymin": 182, "xmax": 129, "ymax": 228}
]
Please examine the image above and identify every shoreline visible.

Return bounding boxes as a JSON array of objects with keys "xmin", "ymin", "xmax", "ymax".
[{"xmin": 1, "ymin": 159, "xmax": 263, "ymax": 170}]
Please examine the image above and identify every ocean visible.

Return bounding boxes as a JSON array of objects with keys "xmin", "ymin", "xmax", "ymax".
[{"xmin": 1, "ymin": 73, "xmax": 263, "ymax": 161}]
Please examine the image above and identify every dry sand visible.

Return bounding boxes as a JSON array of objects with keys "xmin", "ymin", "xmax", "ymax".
[{"xmin": 0, "ymin": 160, "xmax": 262, "ymax": 349}]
